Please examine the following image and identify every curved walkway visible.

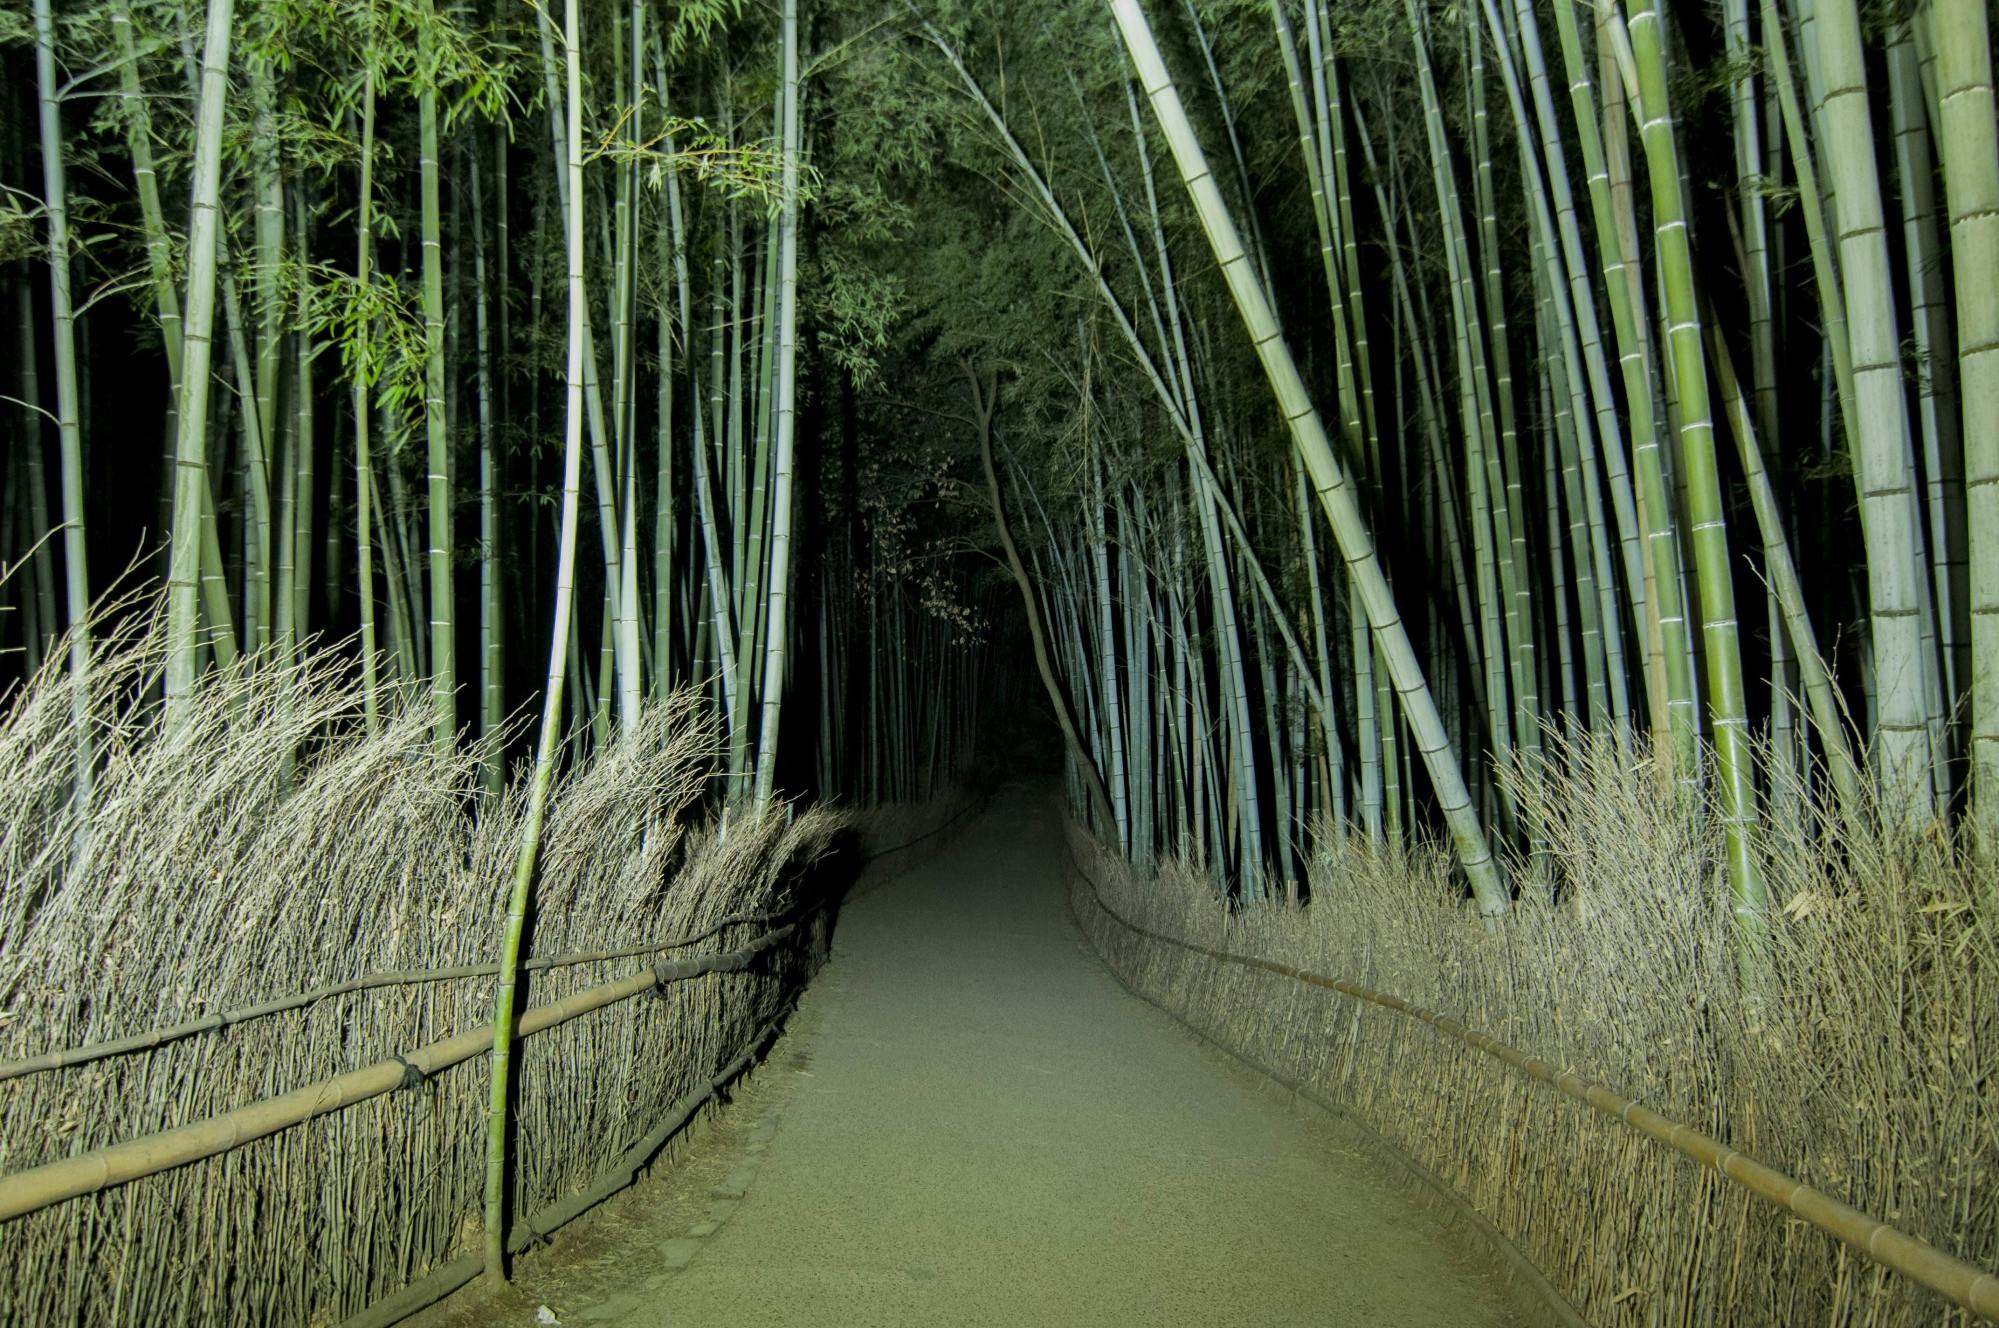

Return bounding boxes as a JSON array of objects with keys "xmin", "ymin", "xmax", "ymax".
[{"xmin": 576, "ymin": 787, "xmax": 1521, "ymax": 1326}]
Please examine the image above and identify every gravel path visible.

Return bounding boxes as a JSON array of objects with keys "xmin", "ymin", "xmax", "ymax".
[{"xmin": 574, "ymin": 787, "xmax": 1522, "ymax": 1326}]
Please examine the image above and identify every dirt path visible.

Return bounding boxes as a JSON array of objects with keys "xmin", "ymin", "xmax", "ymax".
[{"xmin": 502, "ymin": 788, "xmax": 1525, "ymax": 1326}]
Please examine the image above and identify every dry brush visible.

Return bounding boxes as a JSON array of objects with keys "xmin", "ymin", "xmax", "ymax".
[
  {"xmin": 1071, "ymin": 735, "xmax": 1998, "ymax": 1327},
  {"xmin": 0, "ymin": 611, "xmax": 843, "ymax": 1327}
]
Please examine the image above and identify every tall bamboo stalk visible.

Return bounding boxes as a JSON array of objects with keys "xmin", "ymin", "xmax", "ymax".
[
  {"xmin": 419, "ymin": 0, "xmax": 456, "ymax": 749},
  {"xmin": 484, "ymin": 0, "xmax": 588, "ymax": 1280},
  {"xmin": 1932, "ymin": 0, "xmax": 1999, "ymax": 836},
  {"xmin": 1110, "ymin": 0, "xmax": 1506, "ymax": 919},
  {"xmin": 30, "ymin": 0, "xmax": 91, "ymax": 829},
  {"xmin": 1812, "ymin": 0, "xmax": 1936, "ymax": 825},
  {"xmin": 1625, "ymin": 0, "xmax": 1768, "ymax": 957},
  {"xmin": 164, "ymin": 0, "xmax": 238, "ymax": 731},
  {"xmin": 752, "ymin": 0, "xmax": 802, "ymax": 812}
]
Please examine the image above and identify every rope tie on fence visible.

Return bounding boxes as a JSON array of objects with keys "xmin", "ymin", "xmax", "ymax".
[{"xmin": 390, "ymin": 1054, "xmax": 427, "ymax": 1091}]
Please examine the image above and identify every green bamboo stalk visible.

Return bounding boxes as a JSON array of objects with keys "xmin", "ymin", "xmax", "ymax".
[
  {"xmin": 751, "ymin": 0, "xmax": 802, "ymax": 812},
  {"xmin": 1551, "ymin": 0, "xmax": 1694, "ymax": 770},
  {"xmin": 30, "ymin": 0, "xmax": 92, "ymax": 828},
  {"xmin": 1704, "ymin": 302, "xmax": 1861, "ymax": 803},
  {"xmin": 10, "ymin": 275, "xmax": 56, "ymax": 677},
  {"xmin": 471, "ymin": 142, "xmax": 503, "ymax": 795},
  {"xmin": 1111, "ymin": 0, "xmax": 1506, "ymax": 918},
  {"xmin": 485, "ymin": 0, "xmax": 589, "ymax": 1282},
  {"xmin": 1886, "ymin": 22, "xmax": 1956, "ymax": 796},
  {"xmin": 1811, "ymin": 0, "xmax": 1937, "ymax": 824},
  {"xmin": 1625, "ymin": 0, "xmax": 1768, "ymax": 955},
  {"xmin": 164, "ymin": 0, "xmax": 237, "ymax": 731},
  {"xmin": 1931, "ymin": 0, "xmax": 1999, "ymax": 835},
  {"xmin": 418, "ymin": 0, "xmax": 456, "ymax": 749},
  {"xmin": 352, "ymin": 49, "xmax": 382, "ymax": 730}
]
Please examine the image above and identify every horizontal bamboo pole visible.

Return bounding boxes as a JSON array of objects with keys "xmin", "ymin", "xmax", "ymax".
[
  {"xmin": 0, "ymin": 905, "xmax": 806, "ymax": 1084},
  {"xmin": 337, "ymin": 1001, "xmax": 796, "ymax": 1328},
  {"xmin": 0, "ymin": 920, "xmax": 804, "ymax": 1223},
  {"xmin": 3, "ymin": 800, "xmax": 977, "ymax": 1085},
  {"xmin": 1070, "ymin": 852, "xmax": 1999, "ymax": 1322}
]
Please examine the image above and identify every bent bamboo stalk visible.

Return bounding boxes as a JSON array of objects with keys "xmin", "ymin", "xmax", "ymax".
[
  {"xmin": 0, "ymin": 921, "xmax": 802, "ymax": 1223},
  {"xmin": 1071, "ymin": 853, "xmax": 1999, "ymax": 1321}
]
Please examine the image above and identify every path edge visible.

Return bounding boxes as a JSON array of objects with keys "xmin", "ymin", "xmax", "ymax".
[{"xmin": 1060, "ymin": 830, "xmax": 1593, "ymax": 1328}]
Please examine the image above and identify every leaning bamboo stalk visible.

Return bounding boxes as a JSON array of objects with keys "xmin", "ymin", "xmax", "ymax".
[
  {"xmin": 483, "ymin": 0, "xmax": 591, "ymax": 1279},
  {"xmin": 1703, "ymin": 306, "xmax": 1861, "ymax": 804},
  {"xmin": 1109, "ymin": 0, "xmax": 1506, "ymax": 918},
  {"xmin": 0, "ymin": 921, "xmax": 805, "ymax": 1223}
]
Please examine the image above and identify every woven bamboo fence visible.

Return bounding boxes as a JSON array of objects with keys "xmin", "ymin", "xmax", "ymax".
[
  {"xmin": 0, "ymin": 621, "xmax": 868, "ymax": 1327},
  {"xmin": 1067, "ymin": 734, "xmax": 1999, "ymax": 1328}
]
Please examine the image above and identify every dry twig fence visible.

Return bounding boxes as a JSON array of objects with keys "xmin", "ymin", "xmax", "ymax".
[
  {"xmin": 0, "ymin": 918, "xmax": 816, "ymax": 1224},
  {"xmin": 1069, "ymin": 847, "xmax": 1999, "ymax": 1324},
  {"xmin": 0, "ymin": 767, "xmax": 979, "ymax": 1328},
  {"xmin": 0, "ymin": 904, "xmax": 823, "ymax": 1085}
]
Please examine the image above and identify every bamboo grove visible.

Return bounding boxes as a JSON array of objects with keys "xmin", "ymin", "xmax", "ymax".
[
  {"xmin": 4, "ymin": 0, "xmax": 1009, "ymax": 804},
  {"xmin": 887, "ymin": 0, "xmax": 1999, "ymax": 944},
  {"xmin": 5, "ymin": 0, "xmax": 1998, "ymax": 1135}
]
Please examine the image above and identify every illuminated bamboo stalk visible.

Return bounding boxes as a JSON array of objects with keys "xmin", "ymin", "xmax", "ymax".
[
  {"xmin": 485, "ymin": 0, "xmax": 588, "ymax": 1281},
  {"xmin": 1111, "ymin": 0, "xmax": 1506, "ymax": 918},
  {"xmin": 418, "ymin": 0, "xmax": 455, "ymax": 747},
  {"xmin": 30, "ymin": 0, "xmax": 91, "ymax": 826},
  {"xmin": 1625, "ymin": 0, "xmax": 1768, "ymax": 950},
  {"xmin": 1931, "ymin": 0, "xmax": 1999, "ymax": 833},
  {"xmin": 164, "ymin": 0, "xmax": 237, "ymax": 730},
  {"xmin": 751, "ymin": 0, "xmax": 801, "ymax": 812},
  {"xmin": 1810, "ymin": 0, "xmax": 1936, "ymax": 823},
  {"xmin": 1550, "ymin": 0, "xmax": 1693, "ymax": 769}
]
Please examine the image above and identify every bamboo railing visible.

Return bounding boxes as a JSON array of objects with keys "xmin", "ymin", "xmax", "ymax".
[
  {"xmin": 0, "ymin": 796, "xmax": 988, "ymax": 1087},
  {"xmin": 0, "ymin": 903, "xmax": 816, "ymax": 1083},
  {"xmin": 1070, "ymin": 852, "xmax": 1999, "ymax": 1322},
  {"xmin": 0, "ymin": 917, "xmax": 811, "ymax": 1223}
]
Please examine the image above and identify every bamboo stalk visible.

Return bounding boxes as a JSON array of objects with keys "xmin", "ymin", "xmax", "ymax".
[{"xmin": 1110, "ymin": 0, "xmax": 1507, "ymax": 918}]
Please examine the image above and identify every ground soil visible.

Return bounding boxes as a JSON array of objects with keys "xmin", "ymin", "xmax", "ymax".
[{"xmin": 417, "ymin": 784, "xmax": 1524, "ymax": 1327}]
